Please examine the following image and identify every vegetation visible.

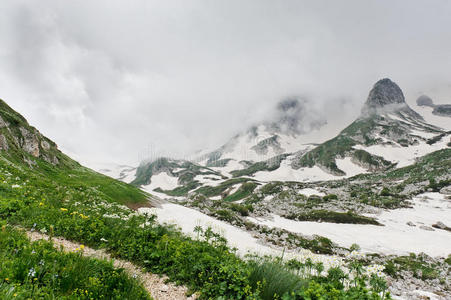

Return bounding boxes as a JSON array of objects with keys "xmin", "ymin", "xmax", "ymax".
[
  {"xmin": 230, "ymin": 154, "xmax": 288, "ymax": 178},
  {"xmin": 285, "ymin": 210, "xmax": 381, "ymax": 225},
  {"xmin": 0, "ymin": 226, "xmax": 150, "ymax": 299}
]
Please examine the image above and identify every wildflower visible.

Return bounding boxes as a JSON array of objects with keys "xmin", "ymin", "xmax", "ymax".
[
  {"xmin": 13, "ymin": 294, "xmax": 17, "ymax": 297},
  {"xmin": 39, "ymin": 202, "xmax": 44, "ymax": 206},
  {"xmin": 60, "ymin": 208, "xmax": 68, "ymax": 212},
  {"xmin": 80, "ymin": 244, "xmax": 85, "ymax": 250},
  {"xmin": 5, "ymin": 278, "xmax": 9, "ymax": 281},
  {"xmin": 28, "ymin": 268, "xmax": 36, "ymax": 277}
]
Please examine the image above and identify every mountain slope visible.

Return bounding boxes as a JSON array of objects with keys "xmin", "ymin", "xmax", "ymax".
[
  {"xmin": 293, "ymin": 79, "xmax": 448, "ymax": 176},
  {"xmin": 0, "ymin": 99, "xmax": 149, "ymax": 207}
]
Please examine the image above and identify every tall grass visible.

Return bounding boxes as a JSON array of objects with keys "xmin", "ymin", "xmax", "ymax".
[{"xmin": 248, "ymin": 258, "xmax": 308, "ymax": 300}]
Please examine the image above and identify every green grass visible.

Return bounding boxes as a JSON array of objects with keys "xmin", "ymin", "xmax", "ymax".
[
  {"xmin": 285, "ymin": 210, "xmax": 381, "ymax": 225},
  {"xmin": 248, "ymin": 259, "xmax": 308, "ymax": 300},
  {"xmin": 223, "ymin": 182, "xmax": 258, "ymax": 202},
  {"xmin": 384, "ymin": 253, "xmax": 441, "ymax": 281},
  {"xmin": 0, "ymin": 226, "xmax": 150, "ymax": 299}
]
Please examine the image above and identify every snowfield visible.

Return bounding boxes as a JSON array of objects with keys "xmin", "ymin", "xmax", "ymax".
[
  {"xmin": 141, "ymin": 173, "xmax": 179, "ymax": 192},
  {"xmin": 353, "ymin": 137, "xmax": 449, "ymax": 168},
  {"xmin": 248, "ymin": 192, "xmax": 451, "ymax": 257}
]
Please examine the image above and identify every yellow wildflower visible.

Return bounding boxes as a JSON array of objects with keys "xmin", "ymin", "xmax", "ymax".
[
  {"xmin": 39, "ymin": 202, "xmax": 44, "ymax": 206},
  {"xmin": 60, "ymin": 208, "xmax": 68, "ymax": 212},
  {"xmin": 80, "ymin": 244, "xmax": 85, "ymax": 250}
]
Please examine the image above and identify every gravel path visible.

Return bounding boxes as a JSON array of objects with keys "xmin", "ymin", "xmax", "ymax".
[{"xmin": 26, "ymin": 230, "xmax": 196, "ymax": 300}]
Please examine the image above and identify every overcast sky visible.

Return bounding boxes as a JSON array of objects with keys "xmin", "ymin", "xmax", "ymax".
[{"xmin": 1, "ymin": 0, "xmax": 451, "ymax": 165}]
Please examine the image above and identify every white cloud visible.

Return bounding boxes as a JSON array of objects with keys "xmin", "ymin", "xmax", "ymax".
[{"xmin": 0, "ymin": 0, "xmax": 450, "ymax": 164}]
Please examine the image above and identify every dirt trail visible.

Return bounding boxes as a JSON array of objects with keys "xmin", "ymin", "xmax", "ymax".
[{"xmin": 26, "ymin": 230, "xmax": 196, "ymax": 300}]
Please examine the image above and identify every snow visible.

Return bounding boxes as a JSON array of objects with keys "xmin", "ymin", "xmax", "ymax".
[
  {"xmin": 297, "ymin": 188, "xmax": 325, "ymax": 197},
  {"xmin": 141, "ymin": 172, "xmax": 179, "ymax": 192},
  {"xmin": 193, "ymin": 174, "xmax": 223, "ymax": 187},
  {"xmin": 252, "ymin": 158, "xmax": 337, "ymax": 182},
  {"xmin": 138, "ymin": 203, "xmax": 281, "ymax": 257},
  {"xmin": 211, "ymin": 159, "xmax": 243, "ymax": 177},
  {"xmin": 415, "ymin": 105, "xmax": 451, "ymax": 131},
  {"xmin": 248, "ymin": 193, "xmax": 451, "ymax": 257},
  {"xmin": 335, "ymin": 157, "xmax": 368, "ymax": 177},
  {"xmin": 353, "ymin": 137, "xmax": 449, "ymax": 168}
]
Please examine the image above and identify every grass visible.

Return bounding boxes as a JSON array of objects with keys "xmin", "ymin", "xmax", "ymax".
[
  {"xmin": 384, "ymin": 253, "xmax": 441, "ymax": 281},
  {"xmin": 0, "ymin": 226, "xmax": 150, "ymax": 299},
  {"xmin": 223, "ymin": 182, "xmax": 258, "ymax": 202},
  {"xmin": 285, "ymin": 210, "xmax": 381, "ymax": 225},
  {"xmin": 247, "ymin": 259, "xmax": 308, "ymax": 300}
]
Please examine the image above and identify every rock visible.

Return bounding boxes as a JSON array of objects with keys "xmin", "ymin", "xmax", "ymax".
[
  {"xmin": 0, "ymin": 134, "xmax": 8, "ymax": 150},
  {"xmin": 160, "ymin": 284, "xmax": 169, "ymax": 292},
  {"xmin": 19, "ymin": 127, "xmax": 40, "ymax": 157},
  {"xmin": 41, "ymin": 140, "xmax": 50, "ymax": 151},
  {"xmin": 440, "ymin": 186, "xmax": 451, "ymax": 195},
  {"xmin": 407, "ymin": 221, "xmax": 416, "ymax": 227},
  {"xmin": 432, "ymin": 104, "xmax": 451, "ymax": 117},
  {"xmin": 416, "ymin": 95, "xmax": 434, "ymax": 107},
  {"xmin": 432, "ymin": 221, "xmax": 451, "ymax": 232},
  {"xmin": 361, "ymin": 78, "xmax": 423, "ymax": 119},
  {"xmin": 419, "ymin": 225, "xmax": 435, "ymax": 231},
  {"xmin": 0, "ymin": 116, "xmax": 7, "ymax": 128}
]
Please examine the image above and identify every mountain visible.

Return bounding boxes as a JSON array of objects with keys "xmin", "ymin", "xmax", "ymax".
[
  {"xmin": 416, "ymin": 94, "xmax": 451, "ymax": 117},
  {"xmin": 95, "ymin": 79, "xmax": 450, "ymax": 202},
  {"xmin": 292, "ymin": 79, "xmax": 448, "ymax": 175},
  {"xmin": 0, "ymin": 99, "xmax": 148, "ymax": 207}
]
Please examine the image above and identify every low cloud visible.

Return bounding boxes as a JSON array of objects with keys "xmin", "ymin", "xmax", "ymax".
[{"xmin": 0, "ymin": 0, "xmax": 450, "ymax": 164}]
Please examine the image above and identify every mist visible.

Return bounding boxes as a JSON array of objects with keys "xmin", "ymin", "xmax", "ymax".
[{"xmin": 1, "ymin": 0, "xmax": 450, "ymax": 165}]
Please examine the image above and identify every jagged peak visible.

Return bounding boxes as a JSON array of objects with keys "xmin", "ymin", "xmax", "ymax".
[
  {"xmin": 361, "ymin": 78, "xmax": 423, "ymax": 120},
  {"xmin": 362, "ymin": 78, "xmax": 405, "ymax": 113}
]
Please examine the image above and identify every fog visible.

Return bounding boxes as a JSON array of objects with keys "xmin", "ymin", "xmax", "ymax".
[{"xmin": 1, "ymin": 0, "xmax": 450, "ymax": 164}]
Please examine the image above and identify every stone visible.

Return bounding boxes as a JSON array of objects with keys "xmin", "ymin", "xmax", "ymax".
[{"xmin": 0, "ymin": 134, "xmax": 8, "ymax": 150}]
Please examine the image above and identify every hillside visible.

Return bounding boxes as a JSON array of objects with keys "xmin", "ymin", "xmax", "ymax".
[{"xmin": 0, "ymin": 98, "xmax": 403, "ymax": 299}]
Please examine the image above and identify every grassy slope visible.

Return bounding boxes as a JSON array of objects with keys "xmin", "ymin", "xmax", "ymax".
[
  {"xmin": 295, "ymin": 116, "xmax": 409, "ymax": 175},
  {"xmin": 0, "ymin": 99, "xmax": 148, "ymax": 207}
]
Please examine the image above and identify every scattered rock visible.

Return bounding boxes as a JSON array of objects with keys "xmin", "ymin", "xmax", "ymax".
[
  {"xmin": 160, "ymin": 284, "xmax": 169, "ymax": 292},
  {"xmin": 406, "ymin": 221, "xmax": 416, "ymax": 227},
  {"xmin": 432, "ymin": 222, "xmax": 451, "ymax": 232},
  {"xmin": 419, "ymin": 225, "xmax": 435, "ymax": 231},
  {"xmin": 439, "ymin": 186, "xmax": 451, "ymax": 195}
]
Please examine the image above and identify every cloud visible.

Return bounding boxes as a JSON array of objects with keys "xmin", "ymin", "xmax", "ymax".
[{"xmin": 0, "ymin": 0, "xmax": 450, "ymax": 164}]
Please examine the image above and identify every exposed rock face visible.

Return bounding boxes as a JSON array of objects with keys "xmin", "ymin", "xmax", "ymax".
[
  {"xmin": 19, "ymin": 127, "xmax": 40, "ymax": 157},
  {"xmin": 416, "ymin": 95, "xmax": 434, "ymax": 107},
  {"xmin": 432, "ymin": 104, "xmax": 451, "ymax": 117},
  {"xmin": 0, "ymin": 116, "xmax": 7, "ymax": 128},
  {"xmin": 0, "ymin": 134, "xmax": 8, "ymax": 150},
  {"xmin": 361, "ymin": 78, "xmax": 423, "ymax": 119},
  {"xmin": 41, "ymin": 140, "xmax": 51, "ymax": 151},
  {"xmin": 363, "ymin": 78, "xmax": 405, "ymax": 112}
]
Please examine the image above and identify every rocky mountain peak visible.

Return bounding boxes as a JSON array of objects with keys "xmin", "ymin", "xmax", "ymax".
[{"xmin": 362, "ymin": 78, "xmax": 405, "ymax": 114}]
